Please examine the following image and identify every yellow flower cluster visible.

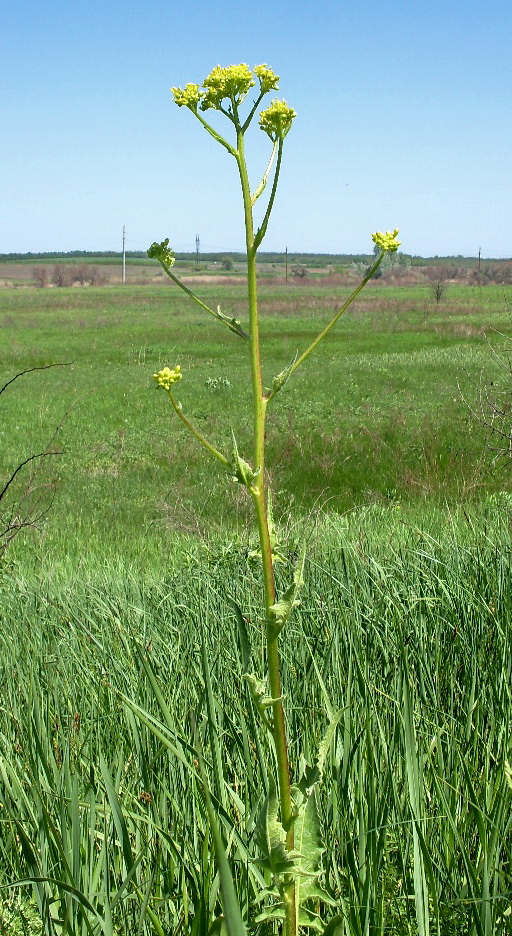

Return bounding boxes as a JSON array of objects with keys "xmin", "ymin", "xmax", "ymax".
[
  {"xmin": 147, "ymin": 239, "xmax": 175, "ymax": 267},
  {"xmin": 172, "ymin": 83, "xmax": 201, "ymax": 110},
  {"xmin": 372, "ymin": 229, "xmax": 401, "ymax": 252},
  {"xmin": 172, "ymin": 65, "xmax": 285, "ymax": 115},
  {"xmin": 153, "ymin": 366, "xmax": 182, "ymax": 390},
  {"xmin": 253, "ymin": 64, "xmax": 280, "ymax": 94},
  {"xmin": 259, "ymin": 99, "xmax": 296, "ymax": 141},
  {"xmin": 201, "ymin": 64, "xmax": 255, "ymax": 110}
]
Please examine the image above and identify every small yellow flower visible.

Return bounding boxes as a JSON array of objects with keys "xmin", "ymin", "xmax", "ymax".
[
  {"xmin": 153, "ymin": 366, "xmax": 182, "ymax": 390},
  {"xmin": 372, "ymin": 229, "xmax": 401, "ymax": 252},
  {"xmin": 259, "ymin": 99, "xmax": 296, "ymax": 141}
]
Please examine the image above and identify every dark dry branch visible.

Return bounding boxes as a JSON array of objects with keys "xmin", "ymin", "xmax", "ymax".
[{"xmin": 0, "ymin": 363, "xmax": 73, "ymax": 555}]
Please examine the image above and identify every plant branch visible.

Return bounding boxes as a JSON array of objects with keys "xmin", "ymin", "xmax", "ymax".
[
  {"xmin": 251, "ymin": 140, "xmax": 278, "ymax": 206},
  {"xmin": 241, "ymin": 90, "xmax": 266, "ymax": 134},
  {"xmin": 192, "ymin": 110, "xmax": 238, "ymax": 157},
  {"xmin": 254, "ymin": 140, "xmax": 283, "ymax": 250},
  {"xmin": 157, "ymin": 262, "xmax": 248, "ymax": 339},
  {"xmin": 267, "ymin": 251, "xmax": 386, "ymax": 400},
  {"xmin": 165, "ymin": 390, "xmax": 229, "ymax": 467},
  {"xmin": 0, "ymin": 362, "xmax": 74, "ymax": 397}
]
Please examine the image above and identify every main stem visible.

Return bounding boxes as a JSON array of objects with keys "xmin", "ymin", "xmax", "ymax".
[{"xmin": 236, "ymin": 129, "xmax": 297, "ymax": 936}]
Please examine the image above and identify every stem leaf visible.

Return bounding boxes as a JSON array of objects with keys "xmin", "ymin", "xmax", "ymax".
[
  {"xmin": 267, "ymin": 543, "xmax": 306, "ymax": 635},
  {"xmin": 229, "ymin": 432, "xmax": 260, "ymax": 490},
  {"xmin": 266, "ymin": 352, "xmax": 298, "ymax": 401}
]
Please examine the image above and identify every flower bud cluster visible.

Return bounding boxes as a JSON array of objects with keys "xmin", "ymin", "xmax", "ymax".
[
  {"xmin": 147, "ymin": 239, "xmax": 175, "ymax": 267},
  {"xmin": 372, "ymin": 229, "xmax": 401, "ymax": 252},
  {"xmin": 200, "ymin": 64, "xmax": 255, "ymax": 110},
  {"xmin": 259, "ymin": 99, "xmax": 296, "ymax": 141},
  {"xmin": 253, "ymin": 65, "xmax": 280, "ymax": 94},
  {"xmin": 153, "ymin": 366, "xmax": 182, "ymax": 390},
  {"xmin": 172, "ymin": 64, "xmax": 287, "ymax": 118},
  {"xmin": 171, "ymin": 84, "xmax": 201, "ymax": 110}
]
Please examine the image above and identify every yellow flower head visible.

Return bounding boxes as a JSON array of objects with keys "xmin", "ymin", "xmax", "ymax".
[
  {"xmin": 372, "ymin": 229, "xmax": 401, "ymax": 252},
  {"xmin": 253, "ymin": 64, "xmax": 280, "ymax": 94},
  {"xmin": 171, "ymin": 83, "xmax": 201, "ymax": 110},
  {"xmin": 153, "ymin": 366, "xmax": 182, "ymax": 390},
  {"xmin": 147, "ymin": 238, "xmax": 175, "ymax": 267},
  {"xmin": 259, "ymin": 99, "xmax": 296, "ymax": 141},
  {"xmin": 200, "ymin": 64, "xmax": 255, "ymax": 111}
]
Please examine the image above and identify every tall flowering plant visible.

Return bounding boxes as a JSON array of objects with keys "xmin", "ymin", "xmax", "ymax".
[{"xmin": 147, "ymin": 64, "xmax": 400, "ymax": 935}]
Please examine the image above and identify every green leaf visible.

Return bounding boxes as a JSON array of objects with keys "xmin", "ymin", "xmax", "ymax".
[
  {"xmin": 244, "ymin": 673, "xmax": 282, "ymax": 713},
  {"xmin": 255, "ymin": 781, "xmax": 295, "ymax": 876},
  {"xmin": 316, "ymin": 708, "xmax": 344, "ymax": 782},
  {"xmin": 215, "ymin": 305, "xmax": 249, "ymax": 340},
  {"xmin": 208, "ymin": 915, "xmax": 229, "ymax": 935},
  {"xmin": 227, "ymin": 596, "xmax": 252, "ymax": 670},
  {"xmin": 195, "ymin": 743, "xmax": 247, "ymax": 936},
  {"xmin": 229, "ymin": 433, "xmax": 260, "ymax": 490},
  {"xmin": 323, "ymin": 915, "xmax": 345, "ymax": 935},
  {"xmin": 267, "ymin": 543, "xmax": 306, "ymax": 635},
  {"xmin": 254, "ymin": 902, "xmax": 286, "ymax": 923},
  {"xmin": 294, "ymin": 791, "xmax": 324, "ymax": 878},
  {"xmin": 266, "ymin": 352, "xmax": 298, "ymax": 400},
  {"xmin": 298, "ymin": 905, "xmax": 327, "ymax": 932}
]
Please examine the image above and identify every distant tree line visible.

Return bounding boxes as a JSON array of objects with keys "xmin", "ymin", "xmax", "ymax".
[{"xmin": 3, "ymin": 249, "xmax": 511, "ymax": 266}]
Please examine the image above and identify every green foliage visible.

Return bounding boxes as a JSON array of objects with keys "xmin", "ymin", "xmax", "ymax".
[
  {"xmin": 1, "ymin": 282, "xmax": 511, "ymax": 569},
  {"xmin": 2, "ymin": 521, "xmax": 512, "ymax": 933}
]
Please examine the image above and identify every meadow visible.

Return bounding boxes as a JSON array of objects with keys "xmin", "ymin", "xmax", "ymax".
[{"xmin": 1, "ymin": 275, "xmax": 512, "ymax": 934}]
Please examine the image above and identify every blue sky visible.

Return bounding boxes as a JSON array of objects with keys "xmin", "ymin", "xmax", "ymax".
[{"xmin": 3, "ymin": 0, "xmax": 511, "ymax": 257}]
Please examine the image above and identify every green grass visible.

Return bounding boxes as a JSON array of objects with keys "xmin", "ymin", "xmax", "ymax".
[
  {"xmin": 1, "ymin": 281, "xmax": 512, "ymax": 934},
  {"xmin": 1, "ymin": 282, "xmax": 511, "ymax": 568},
  {"xmin": 1, "ymin": 511, "xmax": 512, "ymax": 934}
]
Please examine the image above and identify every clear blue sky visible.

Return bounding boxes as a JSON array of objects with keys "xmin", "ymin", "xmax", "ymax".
[{"xmin": 3, "ymin": 0, "xmax": 511, "ymax": 257}]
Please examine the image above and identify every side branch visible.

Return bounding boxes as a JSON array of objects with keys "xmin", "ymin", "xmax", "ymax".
[
  {"xmin": 254, "ymin": 141, "xmax": 283, "ymax": 250},
  {"xmin": 158, "ymin": 262, "xmax": 248, "ymax": 339},
  {"xmin": 165, "ymin": 391, "xmax": 229, "ymax": 467},
  {"xmin": 268, "ymin": 251, "xmax": 386, "ymax": 397}
]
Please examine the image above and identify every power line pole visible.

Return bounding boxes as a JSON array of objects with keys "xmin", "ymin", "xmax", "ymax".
[
  {"xmin": 122, "ymin": 225, "xmax": 127, "ymax": 284},
  {"xmin": 285, "ymin": 246, "xmax": 288, "ymax": 283},
  {"xmin": 195, "ymin": 234, "xmax": 200, "ymax": 271}
]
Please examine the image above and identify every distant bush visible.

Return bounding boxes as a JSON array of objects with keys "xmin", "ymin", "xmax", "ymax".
[
  {"xmin": 69, "ymin": 264, "xmax": 89, "ymax": 285},
  {"xmin": 32, "ymin": 266, "xmax": 49, "ymax": 287},
  {"xmin": 469, "ymin": 263, "xmax": 512, "ymax": 285},
  {"xmin": 51, "ymin": 264, "xmax": 71, "ymax": 287},
  {"xmin": 88, "ymin": 266, "xmax": 108, "ymax": 286}
]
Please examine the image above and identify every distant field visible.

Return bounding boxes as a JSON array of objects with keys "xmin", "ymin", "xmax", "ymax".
[{"xmin": 1, "ymin": 279, "xmax": 511, "ymax": 571}]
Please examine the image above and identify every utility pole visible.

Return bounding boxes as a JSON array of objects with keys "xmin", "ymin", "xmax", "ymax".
[
  {"xmin": 195, "ymin": 234, "xmax": 200, "ymax": 271},
  {"xmin": 285, "ymin": 246, "xmax": 288, "ymax": 283},
  {"xmin": 122, "ymin": 225, "xmax": 126, "ymax": 284}
]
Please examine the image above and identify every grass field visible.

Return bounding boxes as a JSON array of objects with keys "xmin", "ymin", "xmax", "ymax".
[
  {"xmin": 1, "ymin": 279, "xmax": 511, "ymax": 568},
  {"xmin": 1, "ymin": 278, "xmax": 512, "ymax": 934}
]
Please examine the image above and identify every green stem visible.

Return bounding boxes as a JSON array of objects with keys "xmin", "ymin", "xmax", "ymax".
[
  {"xmin": 236, "ymin": 126, "xmax": 297, "ymax": 936},
  {"xmin": 167, "ymin": 390, "xmax": 229, "ymax": 466},
  {"xmin": 158, "ymin": 262, "xmax": 248, "ymax": 339},
  {"xmin": 254, "ymin": 140, "xmax": 283, "ymax": 250},
  {"xmin": 287, "ymin": 252, "xmax": 386, "ymax": 379}
]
